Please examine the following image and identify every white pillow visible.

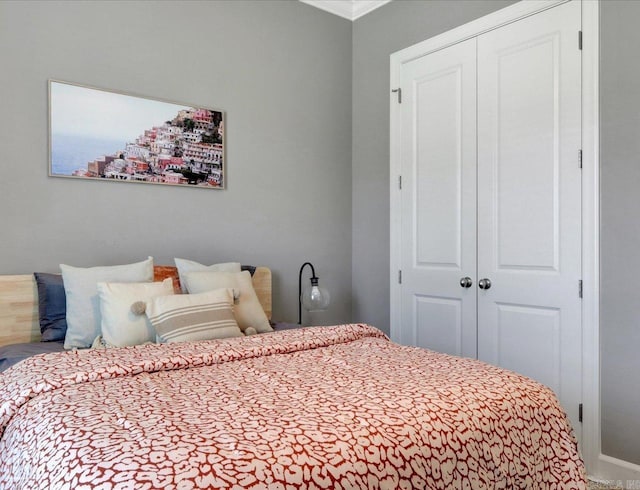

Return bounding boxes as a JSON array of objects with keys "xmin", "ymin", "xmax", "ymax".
[
  {"xmin": 184, "ymin": 270, "xmax": 273, "ymax": 333},
  {"xmin": 98, "ymin": 278, "xmax": 174, "ymax": 347},
  {"xmin": 173, "ymin": 258, "xmax": 241, "ymax": 293},
  {"xmin": 60, "ymin": 257, "xmax": 154, "ymax": 349},
  {"xmin": 146, "ymin": 288, "xmax": 243, "ymax": 343}
]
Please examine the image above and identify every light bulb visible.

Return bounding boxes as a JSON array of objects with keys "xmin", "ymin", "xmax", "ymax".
[{"xmin": 301, "ymin": 283, "xmax": 330, "ymax": 312}]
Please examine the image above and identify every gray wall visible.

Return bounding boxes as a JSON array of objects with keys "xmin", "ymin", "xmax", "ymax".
[
  {"xmin": 351, "ymin": 0, "xmax": 515, "ymax": 331},
  {"xmin": 600, "ymin": 0, "xmax": 640, "ymax": 466},
  {"xmin": 0, "ymin": 0, "xmax": 352, "ymax": 326}
]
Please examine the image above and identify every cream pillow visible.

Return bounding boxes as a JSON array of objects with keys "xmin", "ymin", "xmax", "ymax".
[
  {"xmin": 98, "ymin": 278, "xmax": 174, "ymax": 347},
  {"xmin": 60, "ymin": 257, "xmax": 154, "ymax": 349},
  {"xmin": 173, "ymin": 258, "xmax": 241, "ymax": 293},
  {"xmin": 184, "ymin": 270, "xmax": 273, "ymax": 333},
  {"xmin": 145, "ymin": 288, "xmax": 243, "ymax": 343}
]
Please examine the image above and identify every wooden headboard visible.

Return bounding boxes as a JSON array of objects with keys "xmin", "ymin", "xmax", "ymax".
[{"xmin": 0, "ymin": 267, "xmax": 272, "ymax": 348}]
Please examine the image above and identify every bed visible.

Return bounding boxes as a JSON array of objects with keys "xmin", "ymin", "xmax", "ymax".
[{"xmin": 0, "ymin": 264, "xmax": 587, "ymax": 489}]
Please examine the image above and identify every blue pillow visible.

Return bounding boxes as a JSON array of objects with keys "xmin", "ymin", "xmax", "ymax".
[{"xmin": 33, "ymin": 273, "xmax": 68, "ymax": 342}]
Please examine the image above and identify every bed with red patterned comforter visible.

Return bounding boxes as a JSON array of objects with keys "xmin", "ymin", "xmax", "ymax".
[{"xmin": 0, "ymin": 324, "xmax": 585, "ymax": 489}]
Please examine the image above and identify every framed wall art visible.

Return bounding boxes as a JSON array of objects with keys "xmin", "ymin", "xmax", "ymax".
[{"xmin": 49, "ymin": 80, "xmax": 225, "ymax": 189}]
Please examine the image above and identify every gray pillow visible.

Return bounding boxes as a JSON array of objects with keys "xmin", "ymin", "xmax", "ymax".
[{"xmin": 34, "ymin": 273, "xmax": 68, "ymax": 342}]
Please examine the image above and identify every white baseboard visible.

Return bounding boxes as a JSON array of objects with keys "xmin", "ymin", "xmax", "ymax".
[{"xmin": 591, "ymin": 454, "xmax": 640, "ymax": 485}]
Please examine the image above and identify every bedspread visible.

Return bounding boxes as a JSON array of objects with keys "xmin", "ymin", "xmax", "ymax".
[{"xmin": 0, "ymin": 324, "xmax": 586, "ymax": 489}]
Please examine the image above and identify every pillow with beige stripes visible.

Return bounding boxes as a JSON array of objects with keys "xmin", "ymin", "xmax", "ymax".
[{"xmin": 145, "ymin": 288, "xmax": 243, "ymax": 343}]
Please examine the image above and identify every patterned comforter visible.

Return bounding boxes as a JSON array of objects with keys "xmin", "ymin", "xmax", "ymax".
[{"xmin": 0, "ymin": 324, "xmax": 586, "ymax": 489}]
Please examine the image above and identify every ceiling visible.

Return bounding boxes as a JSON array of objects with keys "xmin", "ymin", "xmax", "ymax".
[{"xmin": 299, "ymin": 0, "xmax": 393, "ymax": 21}]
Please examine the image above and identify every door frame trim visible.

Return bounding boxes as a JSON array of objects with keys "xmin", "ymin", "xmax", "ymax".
[
  {"xmin": 389, "ymin": 0, "xmax": 611, "ymax": 478},
  {"xmin": 581, "ymin": 0, "xmax": 640, "ymax": 481}
]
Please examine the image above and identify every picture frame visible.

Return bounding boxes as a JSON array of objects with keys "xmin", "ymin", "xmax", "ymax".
[{"xmin": 48, "ymin": 80, "xmax": 225, "ymax": 189}]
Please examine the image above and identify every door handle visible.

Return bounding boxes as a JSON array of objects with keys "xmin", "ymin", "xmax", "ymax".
[
  {"xmin": 478, "ymin": 278, "xmax": 492, "ymax": 290},
  {"xmin": 460, "ymin": 277, "xmax": 473, "ymax": 288}
]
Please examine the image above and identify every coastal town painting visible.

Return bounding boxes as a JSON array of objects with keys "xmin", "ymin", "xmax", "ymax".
[{"xmin": 49, "ymin": 80, "xmax": 224, "ymax": 189}]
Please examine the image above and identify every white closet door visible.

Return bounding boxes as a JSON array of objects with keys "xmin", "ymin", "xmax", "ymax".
[
  {"xmin": 477, "ymin": 0, "xmax": 582, "ymax": 434},
  {"xmin": 399, "ymin": 38, "xmax": 477, "ymax": 357}
]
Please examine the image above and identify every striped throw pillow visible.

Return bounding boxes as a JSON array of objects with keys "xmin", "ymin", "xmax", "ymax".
[{"xmin": 145, "ymin": 288, "xmax": 242, "ymax": 343}]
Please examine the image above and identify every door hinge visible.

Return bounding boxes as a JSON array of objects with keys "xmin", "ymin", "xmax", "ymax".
[
  {"xmin": 578, "ymin": 31, "xmax": 582, "ymax": 50},
  {"xmin": 398, "ymin": 270, "xmax": 402, "ymax": 284},
  {"xmin": 392, "ymin": 88, "xmax": 402, "ymax": 104},
  {"xmin": 578, "ymin": 149, "xmax": 582, "ymax": 169},
  {"xmin": 579, "ymin": 403, "xmax": 583, "ymax": 423},
  {"xmin": 398, "ymin": 175, "xmax": 402, "ymax": 190},
  {"xmin": 579, "ymin": 280, "xmax": 583, "ymax": 299}
]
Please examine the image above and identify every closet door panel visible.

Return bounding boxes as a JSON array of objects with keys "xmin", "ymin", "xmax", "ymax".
[
  {"xmin": 492, "ymin": 38, "xmax": 558, "ymax": 270},
  {"xmin": 399, "ymin": 38, "xmax": 477, "ymax": 357},
  {"xmin": 476, "ymin": 0, "xmax": 582, "ymax": 433},
  {"xmin": 414, "ymin": 69, "xmax": 463, "ymax": 267}
]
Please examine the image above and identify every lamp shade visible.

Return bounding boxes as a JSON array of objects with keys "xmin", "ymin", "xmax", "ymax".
[{"xmin": 301, "ymin": 279, "xmax": 330, "ymax": 312}]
